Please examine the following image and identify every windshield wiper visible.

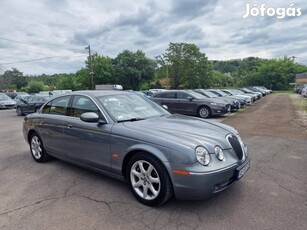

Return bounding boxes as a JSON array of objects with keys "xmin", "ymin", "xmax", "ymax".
[{"xmin": 117, "ymin": 117, "xmax": 145, "ymax": 123}]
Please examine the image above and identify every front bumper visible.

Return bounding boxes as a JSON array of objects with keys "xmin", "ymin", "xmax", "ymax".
[
  {"xmin": 171, "ymin": 158, "xmax": 250, "ymax": 200},
  {"xmin": 211, "ymin": 105, "xmax": 230, "ymax": 116},
  {"xmin": 0, "ymin": 104, "xmax": 16, "ymax": 109},
  {"xmin": 230, "ymin": 102, "xmax": 240, "ymax": 111}
]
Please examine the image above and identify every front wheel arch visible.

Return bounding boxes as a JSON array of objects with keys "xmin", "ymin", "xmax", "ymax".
[
  {"xmin": 28, "ymin": 131, "xmax": 51, "ymax": 162},
  {"xmin": 126, "ymin": 152, "xmax": 173, "ymax": 206},
  {"xmin": 197, "ymin": 105, "xmax": 212, "ymax": 118},
  {"xmin": 122, "ymin": 149, "xmax": 169, "ymax": 180},
  {"xmin": 27, "ymin": 130, "xmax": 37, "ymax": 144},
  {"xmin": 16, "ymin": 107, "xmax": 23, "ymax": 116}
]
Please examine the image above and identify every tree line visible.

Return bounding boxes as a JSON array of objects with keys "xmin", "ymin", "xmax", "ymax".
[{"xmin": 1, "ymin": 42, "xmax": 306, "ymax": 93}]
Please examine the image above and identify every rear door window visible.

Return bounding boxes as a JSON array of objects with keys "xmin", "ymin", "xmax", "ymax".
[
  {"xmin": 49, "ymin": 96, "xmax": 71, "ymax": 116},
  {"xmin": 176, "ymin": 92, "xmax": 189, "ymax": 99},
  {"xmin": 155, "ymin": 92, "xmax": 176, "ymax": 99}
]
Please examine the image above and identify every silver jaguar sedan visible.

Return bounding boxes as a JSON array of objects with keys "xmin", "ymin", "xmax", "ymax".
[{"xmin": 23, "ymin": 90, "xmax": 250, "ymax": 206}]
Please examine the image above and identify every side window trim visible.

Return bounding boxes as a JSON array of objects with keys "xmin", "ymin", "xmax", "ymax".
[
  {"xmin": 48, "ymin": 95, "xmax": 71, "ymax": 116},
  {"xmin": 69, "ymin": 95, "xmax": 109, "ymax": 123}
]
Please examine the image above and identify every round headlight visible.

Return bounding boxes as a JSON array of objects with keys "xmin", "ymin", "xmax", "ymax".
[
  {"xmin": 214, "ymin": 146, "xmax": 224, "ymax": 161},
  {"xmin": 195, "ymin": 146, "xmax": 210, "ymax": 166}
]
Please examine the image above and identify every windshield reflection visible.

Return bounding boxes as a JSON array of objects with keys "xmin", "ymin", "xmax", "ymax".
[{"xmin": 98, "ymin": 94, "xmax": 169, "ymax": 122}]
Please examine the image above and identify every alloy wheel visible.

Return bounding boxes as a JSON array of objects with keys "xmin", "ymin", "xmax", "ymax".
[
  {"xmin": 31, "ymin": 136, "xmax": 42, "ymax": 160},
  {"xmin": 130, "ymin": 160, "xmax": 161, "ymax": 200}
]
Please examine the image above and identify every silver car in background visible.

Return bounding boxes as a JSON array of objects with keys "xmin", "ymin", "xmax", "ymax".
[
  {"xmin": 23, "ymin": 91, "xmax": 250, "ymax": 206},
  {"xmin": 0, "ymin": 93, "xmax": 17, "ymax": 109}
]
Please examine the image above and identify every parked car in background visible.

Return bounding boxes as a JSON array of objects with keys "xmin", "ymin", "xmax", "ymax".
[
  {"xmin": 220, "ymin": 89, "xmax": 253, "ymax": 105},
  {"xmin": 237, "ymin": 88, "xmax": 261, "ymax": 100},
  {"xmin": 23, "ymin": 90, "xmax": 250, "ymax": 206},
  {"xmin": 194, "ymin": 89, "xmax": 241, "ymax": 112},
  {"xmin": 16, "ymin": 95, "xmax": 49, "ymax": 116},
  {"xmin": 246, "ymin": 87, "xmax": 266, "ymax": 96},
  {"xmin": 301, "ymin": 86, "xmax": 307, "ymax": 97},
  {"xmin": 16, "ymin": 95, "xmax": 31, "ymax": 106},
  {"xmin": 151, "ymin": 90, "xmax": 230, "ymax": 118},
  {"xmin": 14, "ymin": 93, "xmax": 30, "ymax": 103},
  {"xmin": 5, "ymin": 92, "xmax": 28, "ymax": 100},
  {"xmin": 0, "ymin": 93, "xmax": 17, "ymax": 109},
  {"xmin": 294, "ymin": 85, "xmax": 304, "ymax": 94},
  {"xmin": 147, "ymin": 89, "xmax": 167, "ymax": 97},
  {"xmin": 208, "ymin": 89, "xmax": 248, "ymax": 106},
  {"xmin": 253, "ymin": 86, "xmax": 272, "ymax": 94}
]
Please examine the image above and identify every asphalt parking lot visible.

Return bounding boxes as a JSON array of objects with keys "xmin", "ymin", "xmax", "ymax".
[{"xmin": 0, "ymin": 94, "xmax": 306, "ymax": 230}]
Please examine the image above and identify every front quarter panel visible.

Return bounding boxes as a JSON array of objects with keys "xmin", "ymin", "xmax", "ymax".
[
  {"xmin": 109, "ymin": 124, "xmax": 197, "ymax": 176},
  {"xmin": 23, "ymin": 115, "xmax": 37, "ymax": 143}
]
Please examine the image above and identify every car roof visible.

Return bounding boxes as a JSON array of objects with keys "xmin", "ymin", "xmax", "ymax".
[{"xmin": 68, "ymin": 90, "xmax": 133, "ymax": 97}]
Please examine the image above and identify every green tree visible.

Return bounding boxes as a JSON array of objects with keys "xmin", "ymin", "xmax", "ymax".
[
  {"xmin": 157, "ymin": 43, "xmax": 212, "ymax": 89},
  {"xmin": 212, "ymin": 59, "xmax": 241, "ymax": 74},
  {"xmin": 113, "ymin": 50, "xmax": 156, "ymax": 90},
  {"xmin": 89, "ymin": 53, "xmax": 115, "ymax": 85},
  {"xmin": 0, "ymin": 68, "xmax": 27, "ymax": 90},
  {"xmin": 246, "ymin": 56, "xmax": 307, "ymax": 90},
  {"xmin": 26, "ymin": 80, "xmax": 45, "ymax": 93},
  {"xmin": 56, "ymin": 74, "xmax": 77, "ymax": 90},
  {"xmin": 75, "ymin": 68, "xmax": 90, "ymax": 90}
]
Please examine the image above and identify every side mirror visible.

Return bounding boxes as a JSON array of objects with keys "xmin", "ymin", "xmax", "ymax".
[
  {"xmin": 80, "ymin": 112, "xmax": 101, "ymax": 123},
  {"xmin": 187, "ymin": 96, "xmax": 193, "ymax": 101},
  {"xmin": 20, "ymin": 99, "xmax": 27, "ymax": 104},
  {"xmin": 162, "ymin": 104, "xmax": 168, "ymax": 110}
]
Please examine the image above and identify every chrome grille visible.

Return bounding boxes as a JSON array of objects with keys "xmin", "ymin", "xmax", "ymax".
[{"xmin": 227, "ymin": 134, "xmax": 243, "ymax": 160}]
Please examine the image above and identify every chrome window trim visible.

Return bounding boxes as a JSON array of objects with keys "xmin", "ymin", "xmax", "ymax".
[
  {"xmin": 41, "ymin": 93, "xmax": 110, "ymax": 124},
  {"xmin": 70, "ymin": 93, "xmax": 110, "ymax": 124}
]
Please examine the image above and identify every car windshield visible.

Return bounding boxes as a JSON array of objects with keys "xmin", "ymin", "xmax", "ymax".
[
  {"xmin": 215, "ymin": 90, "xmax": 228, "ymax": 97},
  {"xmin": 232, "ymin": 89, "xmax": 245, "ymax": 94},
  {"xmin": 201, "ymin": 90, "xmax": 218, "ymax": 98},
  {"xmin": 97, "ymin": 93, "xmax": 170, "ymax": 122},
  {"xmin": 0, "ymin": 93, "xmax": 12, "ymax": 101},
  {"xmin": 21, "ymin": 96, "xmax": 31, "ymax": 101},
  {"xmin": 186, "ymin": 91, "xmax": 206, "ymax": 99},
  {"xmin": 242, "ymin": 88, "xmax": 253, "ymax": 93}
]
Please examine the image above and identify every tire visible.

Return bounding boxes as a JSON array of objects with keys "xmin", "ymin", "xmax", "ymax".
[
  {"xmin": 29, "ymin": 133, "xmax": 51, "ymax": 163},
  {"xmin": 198, "ymin": 106, "xmax": 211, "ymax": 118},
  {"xmin": 16, "ymin": 107, "xmax": 23, "ymax": 116},
  {"xmin": 126, "ymin": 153, "xmax": 173, "ymax": 206}
]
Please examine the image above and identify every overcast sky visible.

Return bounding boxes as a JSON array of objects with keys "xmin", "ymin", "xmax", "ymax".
[{"xmin": 0, "ymin": 0, "xmax": 306, "ymax": 75}]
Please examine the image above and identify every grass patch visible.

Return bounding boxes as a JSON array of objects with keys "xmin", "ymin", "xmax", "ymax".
[
  {"xmin": 289, "ymin": 94, "xmax": 307, "ymax": 131},
  {"xmin": 290, "ymin": 95, "xmax": 307, "ymax": 112}
]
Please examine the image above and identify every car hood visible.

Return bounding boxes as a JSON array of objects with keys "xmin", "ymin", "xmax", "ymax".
[
  {"xmin": 0, "ymin": 99, "xmax": 15, "ymax": 104},
  {"xmin": 122, "ymin": 114, "xmax": 235, "ymax": 151},
  {"xmin": 190, "ymin": 97, "xmax": 228, "ymax": 106},
  {"xmin": 203, "ymin": 97, "xmax": 228, "ymax": 104}
]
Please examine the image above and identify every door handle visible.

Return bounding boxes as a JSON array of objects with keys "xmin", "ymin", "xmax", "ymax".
[{"xmin": 67, "ymin": 124, "xmax": 73, "ymax": 128}]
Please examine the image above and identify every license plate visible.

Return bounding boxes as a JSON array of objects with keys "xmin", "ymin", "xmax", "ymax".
[{"xmin": 237, "ymin": 162, "xmax": 250, "ymax": 180}]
